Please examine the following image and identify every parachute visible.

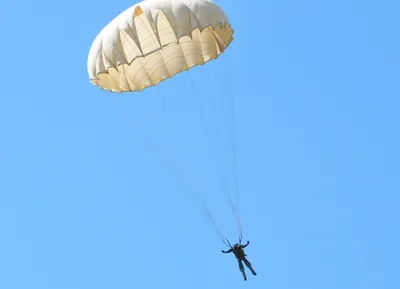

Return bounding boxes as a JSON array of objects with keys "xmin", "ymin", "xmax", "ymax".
[
  {"xmin": 87, "ymin": 0, "xmax": 241, "ymax": 246},
  {"xmin": 87, "ymin": 0, "xmax": 233, "ymax": 92}
]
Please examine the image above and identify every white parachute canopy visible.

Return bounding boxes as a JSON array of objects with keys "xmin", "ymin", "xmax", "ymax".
[{"xmin": 87, "ymin": 0, "xmax": 234, "ymax": 92}]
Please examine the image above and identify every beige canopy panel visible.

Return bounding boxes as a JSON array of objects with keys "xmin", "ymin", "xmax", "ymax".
[{"xmin": 87, "ymin": 0, "xmax": 234, "ymax": 92}]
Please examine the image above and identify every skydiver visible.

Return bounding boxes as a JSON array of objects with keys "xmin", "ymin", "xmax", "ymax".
[{"xmin": 221, "ymin": 240, "xmax": 257, "ymax": 281}]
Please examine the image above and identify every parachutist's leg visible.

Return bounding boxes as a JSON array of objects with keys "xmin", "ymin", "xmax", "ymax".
[
  {"xmin": 243, "ymin": 258, "xmax": 257, "ymax": 276},
  {"xmin": 238, "ymin": 260, "xmax": 247, "ymax": 281}
]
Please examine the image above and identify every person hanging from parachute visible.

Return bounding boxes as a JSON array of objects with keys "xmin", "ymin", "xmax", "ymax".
[
  {"xmin": 221, "ymin": 238, "xmax": 257, "ymax": 281},
  {"xmin": 87, "ymin": 1, "xmax": 254, "ymax": 280}
]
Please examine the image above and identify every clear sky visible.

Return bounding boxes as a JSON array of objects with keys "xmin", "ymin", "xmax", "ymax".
[{"xmin": 1, "ymin": 0, "xmax": 399, "ymax": 288}]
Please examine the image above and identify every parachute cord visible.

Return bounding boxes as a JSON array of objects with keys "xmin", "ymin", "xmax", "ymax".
[
  {"xmin": 223, "ymin": 237, "xmax": 232, "ymax": 248},
  {"xmin": 152, "ymin": 79, "xmax": 231, "ymax": 246},
  {"xmin": 226, "ymin": 46, "xmax": 243, "ymax": 239},
  {"xmin": 187, "ymin": 67, "xmax": 240, "ymax": 225},
  {"xmin": 155, "ymin": 85, "xmax": 167, "ymax": 109},
  {"xmin": 224, "ymin": 181, "xmax": 242, "ymax": 239},
  {"xmin": 186, "ymin": 70, "xmax": 219, "ymax": 171},
  {"xmin": 186, "ymin": 70, "xmax": 229, "ymax": 214},
  {"xmin": 197, "ymin": 192, "xmax": 229, "ymax": 245},
  {"xmin": 186, "ymin": 46, "xmax": 244, "ymax": 242},
  {"xmin": 179, "ymin": 47, "xmax": 243, "ymax": 245},
  {"xmin": 110, "ymin": 96, "xmax": 229, "ymax": 244},
  {"xmin": 173, "ymin": 69, "xmax": 229, "ymax": 243},
  {"xmin": 218, "ymin": 45, "xmax": 243, "ymax": 240},
  {"xmin": 185, "ymin": 35, "xmax": 225, "ymax": 179}
]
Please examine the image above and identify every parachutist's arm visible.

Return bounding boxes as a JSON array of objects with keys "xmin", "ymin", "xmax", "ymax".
[
  {"xmin": 241, "ymin": 241, "xmax": 250, "ymax": 248},
  {"xmin": 221, "ymin": 248, "xmax": 233, "ymax": 253}
]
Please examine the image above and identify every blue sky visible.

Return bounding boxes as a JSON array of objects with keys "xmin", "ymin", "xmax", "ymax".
[{"xmin": 1, "ymin": 0, "xmax": 399, "ymax": 288}]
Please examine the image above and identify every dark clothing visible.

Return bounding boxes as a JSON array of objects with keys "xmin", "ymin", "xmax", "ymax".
[{"xmin": 222, "ymin": 241, "xmax": 257, "ymax": 281}]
